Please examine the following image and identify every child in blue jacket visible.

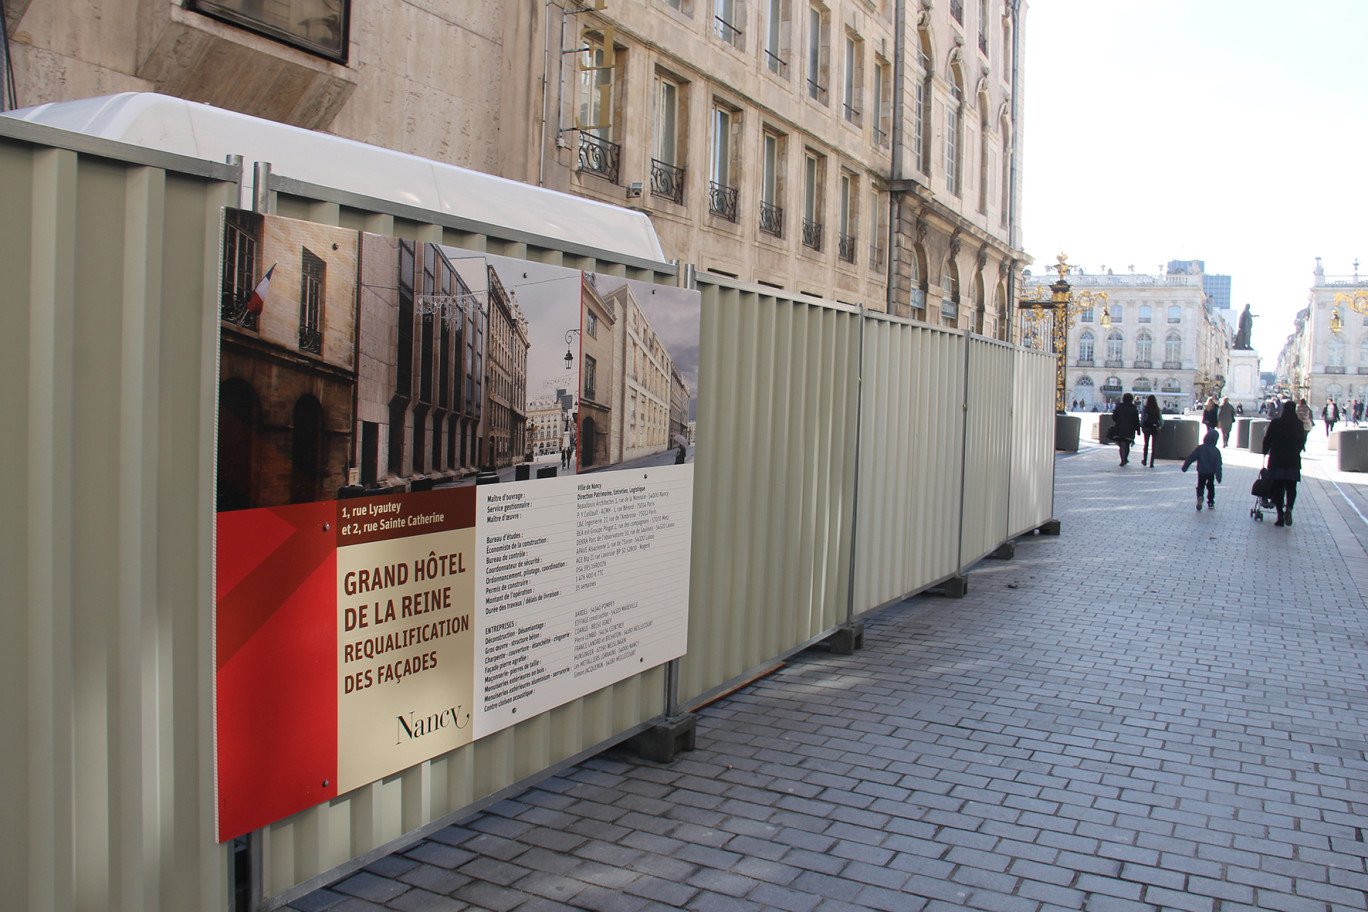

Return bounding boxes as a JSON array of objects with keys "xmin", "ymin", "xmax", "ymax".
[{"xmin": 1182, "ymin": 429, "xmax": 1223, "ymax": 511}]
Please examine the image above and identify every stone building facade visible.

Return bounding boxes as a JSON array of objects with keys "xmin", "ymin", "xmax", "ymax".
[
  {"xmin": 8, "ymin": 0, "xmax": 1027, "ymax": 338},
  {"xmin": 217, "ymin": 211, "xmax": 358, "ymax": 510},
  {"xmin": 1024, "ymin": 263, "xmax": 1231, "ymax": 413},
  {"xmin": 1276, "ymin": 258, "xmax": 1368, "ymax": 410},
  {"xmin": 578, "ymin": 274, "xmax": 619, "ymax": 469}
]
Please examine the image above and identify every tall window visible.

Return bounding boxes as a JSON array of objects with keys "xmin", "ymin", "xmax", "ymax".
[
  {"xmin": 869, "ymin": 185, "xmax": 887, "ymax": 268},
  {"xmin": 1165, "ymin": 332, "xmax": 1182, "ymax": 363},
  {"xmin": 946, "ymin": 64, "xmax": 963, "ymax": 195},
  {"xmin": 999, "ymin": 115, "xmax": 1011, "ymax": 225},
  {"xmin": 765, "ymin": 0, "xmax": 789, "ymax": 74},
  {"xmin": 842, "ymin": 34, "xmax": 861, "ymax": 124},
  {"xmin": 977, "ymin": 95, "xmax": 990, "ymax": 213},
  {"xmin": 584, "ymin": 355, "xmax": 597, "ymax": 399},
  {"xmin": 577, "ymin": 32, "xmax": 619, "ymax": 182},
  {"xmin": 1106, "ymin": 331, "xmax": 1123, "ymax": 363},
  {"xmin": 1329, "ymin": 338, "xmax": 1346, "ymax": 367},
  {"xmin": 1136, "ymin": 332, "xmax": 1152, "ymax": 362},
  {"xmin": 838, "ymin": 170, "xmax": 857, "ymax": 262},
  {"xmin": 1359, "ymin": 338, "xmax": 1368, "ymax": 368},
  {"xmin": 977, "ymin": 0, "xmax": 989, "ymax": 56},
  {"xmin": 715, "ymin": 0, "xmax": 741, "ymax": 45},
  {"xmin": 914, "ymin": 33, "xmax": 932, "ymax": 173},
  {"xmin": 803, "ymin": 151, "xmax": 823, "ymax": 250},
  {"xmin": 760, "ymin": 131, "xmax": 784, "ymax": 237},
  {"xmin": 1168, "ymin": 304, "xmax": 1181, "ymax": 322},
  {"xmin": 872, "ymin": 59, "xmax": 890, "ymax": 145},
  {"xmin": 299, "ymin": 248, "xmax": 324, "ymax": 354},
  {"xmin": 652, "ymin": 73, "xmax": 685, "ymax": 203},
  {"xmin": 910, "ymin": 245, "xmax": 927, "ymax": 310},
  {"xmin": 1139, "ymin": 304, "xmax": 1152, "ymax": 323},
  {"xmin": 710, "ymin": 105, "xmax": 739, "ymax": 220},
  {"xmin": 1109, "ymin": 303, "xmax": 1122, "ymax": 323},
  {"xmin": 1080, "ymin": 304, "xmax": 1094, "ymax": 322},
  {"xmin": 1078, "ymin": 331, "xmax": 1095, "ymax": 362},
  {"xmin": 807, "ymin": 5, "xmax": 828, "ymax": 102}
]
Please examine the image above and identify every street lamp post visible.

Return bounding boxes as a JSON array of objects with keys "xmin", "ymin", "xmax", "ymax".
[{"xmin": 1019, "ymin": 253, "xmax": 1109, "ymax": 414}]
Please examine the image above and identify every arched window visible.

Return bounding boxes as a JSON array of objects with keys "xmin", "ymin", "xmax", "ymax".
[
  {"xmin": 1162, "ymin": 377, "xmax": 1181, "ymax": 392},
  {"xmin": 1078, "ymin": 331, "xmax": 1095, "ymax": 362},
  {"xmin": 941, "ymin": 257, "xmax": 960, "ymax": 320},
  {"xmin": 1136, "ymin": 331, "xmax": 1152, "ymax": 362},
  {"xmin": 994, "ymin": 280, "xmax": 1008, "ymax": 341},
  {"xmin": 1102, "ymin": 376, "xmax": 1123, "ymax": 392},
  {"xmin": 973, "ymin": 271, "xmax": 986, "ymax": 334},
  {"xmin": 946, "ymin": 61, "xmax": 964, "ymax": 195},
  {"xmin": 1133, "ymin": 377, "xmax": 1152, "ymax": 392},
  {"xmin": 1106, "ymin": 331, "xmax": 1123, "ymax": 362},
  {"xmin": 1327, "ymin": 384, "xmax": 1345, "ymax": 400},
  {"xmin": 1138, "ymin": 304, "xmax": 1152, "ymax": 323},
  {"xmin": 910, "ymin": 242, "xmax": 928, "ymax": 310},
  {"xmin": 1074, "ymin": 376, "xmax": 1095, "ymax": 407},
  {"xmin": 1165, "ymin": 332, "xmax": 1182, "ymax": 363}
]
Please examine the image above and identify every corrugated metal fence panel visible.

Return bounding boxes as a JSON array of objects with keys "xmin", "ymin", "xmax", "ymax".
[
  {"xmin": 678, "ymin": 280, "xmax": 860, "ymax": 705},
  {"xmin": 1009, "ymin": 348, "xmax": 1058, "ymax": 536},
  {"xmin": 959, "ymin": 336, "xmax": 1018, "ymax": 567},
  {"xmin": 257, "ymin": 199, "xmax": 679, "ymax": 902},
  {"xmin": 853, "ymin": 317, "xmax": 966, "ymax": 611},
  {"xmin": 0, "ymin": 132, "xmax": 240, "ymax": 912}
]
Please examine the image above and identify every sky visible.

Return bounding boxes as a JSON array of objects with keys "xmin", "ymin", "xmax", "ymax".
[{"xmin": 1020, "ymin": 0, "xmax": 1368, "ymax": 361}]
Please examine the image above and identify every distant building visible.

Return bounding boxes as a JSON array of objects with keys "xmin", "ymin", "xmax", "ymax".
[
  {"xmin": 1168, "ymin": 258, "xmax": 1233, "ymax": 333},
  {"xmin": 578, "ymin": 274, "xmax": 618, "ymax": 469},
  {"xmin": 1024, "ymin": 261, "xmax": 1231, "ymax": 411},
  {"xmin": 1276, "ymin": 258, "xmax": 1368, "ymax": 407}
]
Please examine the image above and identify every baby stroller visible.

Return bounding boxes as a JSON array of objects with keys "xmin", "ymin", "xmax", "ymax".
[{"xmin": 1250, "ymin": 466, "xmax": 1275, "ymax": 521}]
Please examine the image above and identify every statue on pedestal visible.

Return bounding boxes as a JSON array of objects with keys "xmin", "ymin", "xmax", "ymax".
[{"xmin": 1234, "ymin": 304, "xmax": 1254, "ymax": 350}]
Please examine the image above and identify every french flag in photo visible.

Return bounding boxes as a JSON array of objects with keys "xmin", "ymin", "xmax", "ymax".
[{"xmin": 246, "ymin": 264, "xmax": 276, "ymax": 315}]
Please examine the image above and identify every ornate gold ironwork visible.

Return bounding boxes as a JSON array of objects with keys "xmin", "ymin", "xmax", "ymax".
[{"xmin": 1018, "ymin": 252, "xmax": 1108, "ymax": 413}]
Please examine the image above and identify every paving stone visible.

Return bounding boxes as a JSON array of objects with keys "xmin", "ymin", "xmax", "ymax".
[{"xmin": 333, "ymin": 872, "xmax": 409, "ymax": 903}]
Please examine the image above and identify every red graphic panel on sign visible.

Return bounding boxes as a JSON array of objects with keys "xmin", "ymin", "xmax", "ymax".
[{"xmin": 216, "ymin": 501, "xmax": 339, "ymax": 841}]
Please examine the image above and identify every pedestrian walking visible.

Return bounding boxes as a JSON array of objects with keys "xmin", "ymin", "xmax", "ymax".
[
  {"xmin": 1182, "ymin": 429, "xmax": 1223, "ymax": 511},
  {"xmin": 1323, "ymin": 398, "xmax": 1340, "ymax": 436},
  {"xmin": 1201, "ymin": 397, "xmax": 1219, "ymax": 435},
  {"xmin": 1262, "ymin": 400, "xmax": 1308, "ymax": 527},
  {"xmin": 1296, "ymin": 398, "xmax": 1314, "ymax": 432},
  {"xmin": 1111, "ymin": 392, "xmax": 1141, "ymax": 467},
  {"xmin": 1139, "ymin": 394, "xmax": 1163, "ymax": 466},
  {"xmin": 1217, "ymin": 397, "xmax": 1236, "ymax": 447}
]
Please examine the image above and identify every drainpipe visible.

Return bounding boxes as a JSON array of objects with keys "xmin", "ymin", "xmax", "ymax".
[
  {"xmin": 1007, "ymin": 0, "xmax": 1023, "ymax": 341},
  {"xmin": 885, "ymin": 0, "xmax": 908, "ymax": 310}
]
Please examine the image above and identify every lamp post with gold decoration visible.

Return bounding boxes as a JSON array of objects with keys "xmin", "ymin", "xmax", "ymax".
[{"xmin": 1019, "ymin": 253, "xmax": 1110, "ymax": 414}]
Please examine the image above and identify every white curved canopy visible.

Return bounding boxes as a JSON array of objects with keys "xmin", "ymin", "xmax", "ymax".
[{"xmin": 5, "ymin": 93, "xmax": 666, "ymax": 263}]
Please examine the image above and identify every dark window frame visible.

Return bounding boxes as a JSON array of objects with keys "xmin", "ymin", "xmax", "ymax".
[{"xmin": 187, "ymin": 0, "xmax": 350, "ymax": 64}]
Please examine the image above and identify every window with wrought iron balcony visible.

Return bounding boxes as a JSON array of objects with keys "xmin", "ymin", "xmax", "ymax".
[
  {"xmin": 577, "ymin": 132, "xmax": 621, "ymax": 184},
  {"xmin": 651, "ymin": 159, "xmax": 685, "ymax": 204},
  {"xmin": 802, "ymin": 218, "xmax": 823, "ymax": 251},
  {"xmin": 759, "ymin": 201, "xmax": 784, "ymax": 238},
  {"xmin": 838, "ymin": 234, "xmax": 857, "ymax": 263},
  {"xmin": 709, "ymin": 182, "xmax": 739, "ymax": 222}
]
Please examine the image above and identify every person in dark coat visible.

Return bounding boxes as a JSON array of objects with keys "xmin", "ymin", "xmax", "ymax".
[
  {"xmin": 1182, "ymin": 429, "xmax": 1223, "ymax": 511},
  {"xmin": 1111, "ymin": 392, "xmax": 1141, "ymax": 467},
  {"xmin": 1262, "ymin": 400, "xmax": 1308, "ymax": 527},
  {"xmin": 1139, "ymin": 394, "xmax": 1163, "ymax": 467},
  {"xmin": 1323, "ymin": 399, "xmax": 1340, "ymax": 436},
  {"xmin": 1217, "ymin": 397, "xmax": 1237, "ymax": 447},
  {"xmin": 1201, "ymin": 397, "xmax": 1219, "ymax": 434}
]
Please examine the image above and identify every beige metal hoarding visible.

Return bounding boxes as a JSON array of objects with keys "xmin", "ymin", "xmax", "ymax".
[{"xmin": 1, "ymin": 115, "xmax": 1057, "ymax": 912}]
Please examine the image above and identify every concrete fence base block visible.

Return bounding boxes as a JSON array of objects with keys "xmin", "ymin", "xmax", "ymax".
[
  {"xmin": 990, "ymin": 542, "xmax": 1016, "ymax": 560},
  {"xmin": 1038, "ymin": 519, "xmax": 1062, "ymax": 535},
  {"xmin": 827, "ymin": 621, "xmax": 866, "ymax": 655},
  {"xmin": 935, "ymin": 576, "xmax": 969, "ymax": 598},
  {"xmin": 1338, "ymin": 430, "xmax": 1368, "ymax": 471},
  {"xmin": 635, "ymin": 714, "xmax": 697, "ymax": 763}
]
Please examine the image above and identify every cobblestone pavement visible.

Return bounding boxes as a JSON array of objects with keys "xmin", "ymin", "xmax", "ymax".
[{"xmin": 290, "ymin": 428, "xmax": 1368, "ymax": 912}]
